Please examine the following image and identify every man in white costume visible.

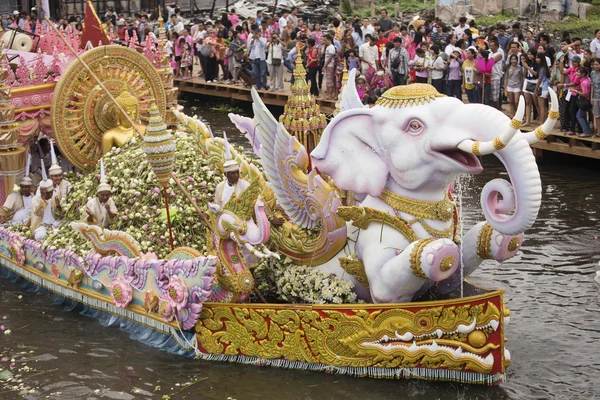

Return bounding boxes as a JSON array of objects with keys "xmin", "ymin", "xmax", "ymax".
[
  {"xmin": 84, "ymin": 159, "xmax": 118, "ymax": 228},
  {"xmin": 213, "ymin": 133, "xmax": 250, "ymax": 208},
  {"xmin": 36, "ymin": 140, "xmax": 72, "ymax": 200},
  {"xmin": 30, "ymin": 167, "xmax": 62, "ymax": 241},
  {"xmin": 0, "ymin": 155, "xmax": 34, "ymax": 225}
]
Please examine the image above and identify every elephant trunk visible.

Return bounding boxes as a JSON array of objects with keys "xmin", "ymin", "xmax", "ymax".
[
  {"xmin": 455, "ymin": 103, "xmax": 546, "ymax": 236},
  {"xmin": 481, "ymin": 139, "xmax": 542, "ymax": 235}
]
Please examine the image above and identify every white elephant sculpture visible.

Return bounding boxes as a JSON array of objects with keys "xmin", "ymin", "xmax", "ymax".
[{"xmin": 243, "ymin": 70, "xmax": 558, "ymax": 304}]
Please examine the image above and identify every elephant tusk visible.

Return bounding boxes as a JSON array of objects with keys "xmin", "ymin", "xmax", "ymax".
[
  {"xmin": 523, "ymin": 88, "xmax": 559, "ymax": 144},
  {"xmin": 244, "ymin": 242, "xmax": 266, "ymax": 258},
  {"xmin": 457, "ymin": 96, "xmax": 525, "ymax": 156}
]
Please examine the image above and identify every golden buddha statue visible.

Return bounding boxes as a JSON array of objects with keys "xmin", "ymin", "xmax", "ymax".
[{"xmin": 102, "ymin": 91, "xmax": 146, "ymax": 155}]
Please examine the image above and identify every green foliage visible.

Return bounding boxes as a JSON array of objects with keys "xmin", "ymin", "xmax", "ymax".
[
  {"xmin": 547, "ymin": 6, "xmax": 600, "ymax": 38},
  {"xmin": 341, "ymin": 0, "xmax": 353, "ymax": 16},
  {"xmin": 475, "ymin": 12, "xmax": 517, "ymax": 27},
  {"xmin": 349, "ymin": 0, "xmax": 431, "ymax": 20}
]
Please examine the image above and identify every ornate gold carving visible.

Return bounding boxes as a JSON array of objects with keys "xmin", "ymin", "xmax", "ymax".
[
  {"xmin": 377, "ymin": 190, "xmax": 457, "ymax": 240},
  {"xmin": 375, "ymin": 83, "xmax": 446, "ymax": 109},
  {"xmin": 439, "ymin": 256, "xmax": 455, "ymax": 272},
  {"xmin": 409, "ymin": 238, "xmax": 435, "ymax": 279},
  {"xmin": 509, "ymin": 118, "xmax": 522, "ymax": 129},
  {"xmin": 337, "ymin": 206, "xmax": 417, "ymax": 243},
  {"xmin": 507, "ymin": 237, "xmax": 520, "ymax": 252},
  {"xmin": 379, "ymin": 190, "xmax": 454, "ymax": 222},
  {"xmin": 493, "ymin": 137, "xmax": 506, "ymax": 150},
  {"xmin": 477, "ymin": 223, "xmax": 494, "ymax": 259},
  {"xmin": 339, "ymin": 257, "xmax": 370, "ymax": 289},
  {"xmin": 472, "ymin": 141, "xmax": 481, "ymax": 156},
  {"xmin": 548, "ymin": 110, "xmax": 559, "ymax": 120},
  {"xmin": 67, "ymin": 269, "xmax": 83, "ymax": 288},
  {"xmin": 223, "ymin": 179, "xmax": 262, "ymax": 222},
  {"xmin": 52, "ymin": 46, "xmax": 167, "ymax": 172},
  {"xmin": 468, "ymin": 330, "xmax": 488, "ymax": 348},
  {"xmin": 196, "ymin": 296, "xmax": 504, "ymax": 374},
  {"xmin": 534, "ymin": 126, "xmax": 546, "ymax": 140}
]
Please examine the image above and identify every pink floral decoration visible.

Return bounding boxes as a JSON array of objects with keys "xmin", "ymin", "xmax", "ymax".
[
  {"xmin": 111, "ymin": 277, "xmax": 133, "ymax": 308},
  {"xmin": 166, "ymin": 276, "xmax": 188, "ymax": 312},
  {"xmin": 158, "ymin": 300, "xmax": 175, "ymax": 322},
  {"xmin": 9, "ymin": 237, "xmax": 25, "ymax": 266}
]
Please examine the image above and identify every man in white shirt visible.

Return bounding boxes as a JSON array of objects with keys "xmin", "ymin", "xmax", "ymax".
[
  {"xmin": 214, "ymin": 135, "xmax": 250, "ymax": 208},
  {"xmin": 278, "ymin": 11, "xmax": 288, "ymax": 35},
  {"xmin": 359, "ymin": 34, "xmax": 379, "ymax": 74},
  {"xmin": 170, "ymin": 14, "xmax": 184, "ymax": 34},
  {"xmin": 0, "ymin": 176, "xmax": 33, "ymax": 225},
  {"xmin": 361, "ymin": 18, "xmax": 374, "ymax": 42},
  {"xmin": 30, "ymin": 179, "xmax": 61, "ymax": 241},
  {"xmin": 454, "ymin": 17, "xmax": 467, "ymax": 40},
  {"xmin": 591, "ymin": 29, "xmax": 600, "ymax": 58},
  {"xmin": 36, "ymin": 141, "xmax": 72, "ymax": 200},
  {"xmin": 489, "ymin": 38, "xmax": 505, "ymax": 110},
  {"xmin": 85, "ymin": 181, "xmax": 118, "ymax": 229}
]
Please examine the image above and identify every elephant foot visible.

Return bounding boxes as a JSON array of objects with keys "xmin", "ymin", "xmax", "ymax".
[
  {"xmin": 412, "ymin": 238, "xmax": 459, "ymax": 282},
  {"xmin": 477, "ymin": 224, "xmax": 524, "ymax": 262}
]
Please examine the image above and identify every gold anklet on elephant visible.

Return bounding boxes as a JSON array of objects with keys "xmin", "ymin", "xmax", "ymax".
[
  {"xmin": 477, "ymin": 223, "xmax": 494, "ymax": 259},
  {"xmin": 409, "ymin": 238, "xmax": 436, "ymax": 279}
]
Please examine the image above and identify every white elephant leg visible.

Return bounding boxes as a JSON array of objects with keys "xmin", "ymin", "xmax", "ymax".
[
  {"xmin": 366, "ymin": 238, "xmax": 459, "ymax": 303},
  {"xmin": 436, "ymin": 222, "xmax": 525, "ymax": 294}
]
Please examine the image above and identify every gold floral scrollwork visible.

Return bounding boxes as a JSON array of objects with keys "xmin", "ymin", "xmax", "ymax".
[
  {"xmin": 339, "ymin": 257, "xmax": 370, "ymax": 290},
  {"xmin": 477, "ymin": 223, "xmax": 494, "ymax": 259},
  {"xmin": 196, "ymin": 296, "xmax": 504, "ymax": 375},
  {"xmin": 337, "ymin": 206, "xmax": 417, "ymax": 243}
]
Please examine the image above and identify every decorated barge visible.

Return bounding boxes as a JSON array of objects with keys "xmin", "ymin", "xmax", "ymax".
[{"xmin": 0, "ymin": 7, "xmax": 561, "ymax": 386}]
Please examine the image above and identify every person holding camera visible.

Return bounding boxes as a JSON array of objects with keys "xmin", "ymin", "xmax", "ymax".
[
  {"xmin": 249, "ymin": 29, "xmax": 268, "ymax": 90},
  {"xmin": 267, "ymin": 34, "xmax": 284, "ymax": 91}
]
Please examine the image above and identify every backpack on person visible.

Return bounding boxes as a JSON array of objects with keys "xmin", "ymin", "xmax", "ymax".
[
  {"xmin": 200, "ymin": 44, "xmax": 213, "ymax": 57},
  {"xmin": 390, "ymin": 51, "xmax": 401, "ymax": 70}
]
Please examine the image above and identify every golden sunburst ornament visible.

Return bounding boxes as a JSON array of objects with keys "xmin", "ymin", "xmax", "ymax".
[
  {"xmin": 52, "ymin": 46, "xmax": 167, "ymax": 172},
  {"xmin": 375, "ymin": 83, "xmax": 446, "ymax": 109}
]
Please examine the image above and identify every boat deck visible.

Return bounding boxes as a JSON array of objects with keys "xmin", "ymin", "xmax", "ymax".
[{"xmin": 175, "ymin": 76, "xmax": 337, "ymax": 113}]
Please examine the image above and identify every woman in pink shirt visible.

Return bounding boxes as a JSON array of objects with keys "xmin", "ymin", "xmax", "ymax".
[
  {"xmin": 475, "ymin": 49, "xmax": 495, "ymax": 105},
  {"xmin": 572, "ymin": 66, "xmax": 593, "ymax": 136},
  {"xmin": 228, "ymin": 9, "xmax": 240, "ymax": 29},
  {"xmin": 312, "ymin": 24, "xmax": 323, "ymax": 47}
]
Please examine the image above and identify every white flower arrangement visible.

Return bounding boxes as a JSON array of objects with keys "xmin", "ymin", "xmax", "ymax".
[
  {"xmin": 7, "ymin": 131, "xmax": 224, "ymax": 259},
  {"xmin": 255, "ymin": 257, "xmax": 358, "ymax": 304}
]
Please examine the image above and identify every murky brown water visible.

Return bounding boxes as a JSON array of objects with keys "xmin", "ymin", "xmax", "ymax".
[{"xmin": 1, "ymin": 97, "xmax": 599, "ymax": 399}]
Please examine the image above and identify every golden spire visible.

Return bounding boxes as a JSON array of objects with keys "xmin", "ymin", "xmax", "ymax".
[
  {"xmin": 279, "ymin": 42, "xmax": 327, "ymax": 169},
  {"xmin": 333, "ymin": 59, "xmax": 349, "ymax": 116}
]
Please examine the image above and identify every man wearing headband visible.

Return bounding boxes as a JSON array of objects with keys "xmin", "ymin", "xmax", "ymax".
[
  {"xmin": 30, "ymin": 168, "xmax": 62, "ymax": 241},
  {"xmin": 0, "ymin": 155, "xmax": 33, "ymax": 225},
  {"xmin": 84, "ymin": 159, "xmax": 118, "ymax": 228},
  {"xmin": 214, "ymin": 133, "xmax": 250, "ymax": 208},
  {"xmin": 36, "ymin": 140, "xmax": 72, "ymax": 200}
]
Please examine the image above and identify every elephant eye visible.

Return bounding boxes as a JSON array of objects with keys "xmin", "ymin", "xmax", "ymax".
[{"xmin": 406, "ymin": 120, "xmax": 424, "ymax": 136}]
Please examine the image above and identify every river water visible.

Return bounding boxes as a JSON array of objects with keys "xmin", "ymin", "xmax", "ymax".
[{"xmin": 1, "ymin": 98, "xmax": 599, "ymax": 399}]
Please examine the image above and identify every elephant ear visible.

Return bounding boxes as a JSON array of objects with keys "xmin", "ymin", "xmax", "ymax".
[{"xmin": 311, "ymin": 109, "xmax": 389, "ymax": 197}]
